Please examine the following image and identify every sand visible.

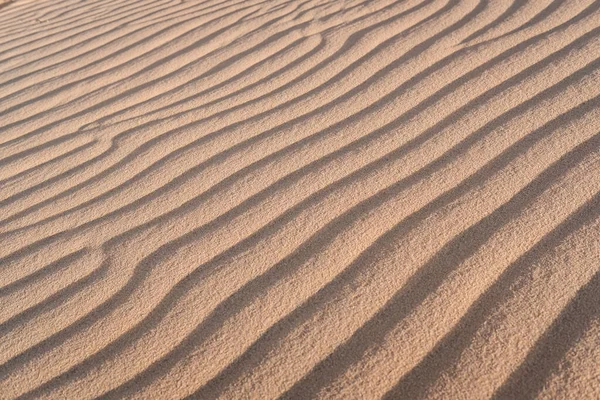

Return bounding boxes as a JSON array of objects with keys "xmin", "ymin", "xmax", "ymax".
[{"xmin": 0, "ymin": 0, "xmax": 599, "ymax": 398}]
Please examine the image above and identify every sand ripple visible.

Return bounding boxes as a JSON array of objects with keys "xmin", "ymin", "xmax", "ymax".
[{"xmin": 0, "ymin": 0, "xmax": 599, "ymax": 398}]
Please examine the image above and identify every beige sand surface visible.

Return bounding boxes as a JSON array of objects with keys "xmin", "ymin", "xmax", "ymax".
[{"xmin": 0, "ymin": 0, "xmax": 599, "ymax": 398}]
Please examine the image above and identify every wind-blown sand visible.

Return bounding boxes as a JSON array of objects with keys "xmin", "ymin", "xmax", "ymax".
[{"xmin": 0, "ymin": 0, "xmax": 599, "ymax": 398}]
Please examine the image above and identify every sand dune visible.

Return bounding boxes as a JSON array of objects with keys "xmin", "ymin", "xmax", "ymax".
[{"xmin": 0, "ymin": 0, "xmax": 599, "ymax": 398}]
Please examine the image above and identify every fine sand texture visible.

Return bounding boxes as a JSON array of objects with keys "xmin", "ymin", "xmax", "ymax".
[{"xmin": 1, "ymin": 0, "xmax": 600, "ymax": 398}]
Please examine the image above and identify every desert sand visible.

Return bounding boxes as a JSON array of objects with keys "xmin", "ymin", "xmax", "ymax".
[{"xmin": 0, "ymin": 0, "xmax": 599, "ymax": 398}]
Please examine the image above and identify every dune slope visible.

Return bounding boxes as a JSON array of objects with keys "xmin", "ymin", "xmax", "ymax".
[{"xmin": 0, "ymin": 0, "xmax": 599, "ymax": 398}]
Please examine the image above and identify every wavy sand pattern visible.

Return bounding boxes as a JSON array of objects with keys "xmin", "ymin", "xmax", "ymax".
[{"xmin": 0, "ymin": 0, "xmax": 599, "ymax": 398}]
